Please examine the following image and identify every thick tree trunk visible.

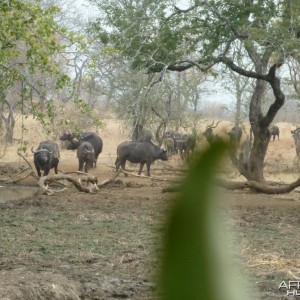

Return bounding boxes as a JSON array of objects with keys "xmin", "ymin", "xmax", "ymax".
[
  {"xmin": 238, "ymin": 78, "xmax": 269, "ymax": 182},
  {"xmin": 230, "ymin": 62, "xmax": 285, "ymax": 182},
  {"xmin": 246, "ymin": 130, "xmax": 270, "ymax": 182},
  {"xmin": 132, "ymin": 123, "xmax": 143, "ymax": 141}
]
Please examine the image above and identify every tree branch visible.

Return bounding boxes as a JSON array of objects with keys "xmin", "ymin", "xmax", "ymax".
[{"xmin": 216, "ymin": 178, "xmax": 300, "ymax": 194}]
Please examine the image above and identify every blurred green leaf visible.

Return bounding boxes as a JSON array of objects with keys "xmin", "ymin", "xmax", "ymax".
[{"xmin": 160, "ymin": 140, "xmax": 253, "ymax": 300}]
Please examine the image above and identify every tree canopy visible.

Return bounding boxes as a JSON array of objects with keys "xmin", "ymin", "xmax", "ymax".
[
  {"xmin": 88, "ymin": 0, "xmax": 300, "ymax": 182},
  {"xmin": 0, "ymin": 0, "xmax": 71, "ymax": 91}
]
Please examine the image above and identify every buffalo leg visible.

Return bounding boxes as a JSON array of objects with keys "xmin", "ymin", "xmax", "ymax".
[
  {"xmin": 146, "ymin": 163, "xmax": 151, "ymax": 177},
  {"xmin": 84, "ymin": 162, "xmax": 88, "ymax": 173},
  {"xmin": 120, "ymin": 161, "xmax": 128, "ymax": 177},
  {"xmin": 34, "ymin": 162, "xmax": 42, "ymax": 177},
  {"xmin": 94, "ymin": 154, "xmax": 99, "ymax": 168},
  {"xmin": 43, "ymin": 167, "xmax": 50, "ymax": 176},
  {"xmin": 138, "ymin": 163, "xmax": 145, "ymax": 175},
  {"xmin": 78, "ymin": 159, "xmax": 84, "ymax": 172},
  {"xmin": 37, "ymin": 168, "xmax": 41, "ymax": 177},
  {"xmin": 54, "ymin": 163, "xmax": 58, "ymax": 174},
  {"xmin": 115, "ymin": 158, "xmax": 121, "ymax": 171}
]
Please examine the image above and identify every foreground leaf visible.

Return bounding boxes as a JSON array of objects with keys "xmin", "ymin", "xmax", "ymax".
[{"xmin": 160, "ymin": 141, "xmax": 253, "ymax": 300}]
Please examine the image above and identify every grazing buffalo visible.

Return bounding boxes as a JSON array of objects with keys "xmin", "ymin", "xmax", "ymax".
[
  {"xmin": 270, "ymin": 125, "xmax": 280, "ymax": 141},
  {"xmin": 60, "ymin": 131, "xmax": 103, "ymax": 167},
  {"xmin": 115, "ymin": 141, "xmax": 168, "ymax": 177},
  {"xmin": 31, "ymin": 140, "xmax": 60, "ymax": 177},
  {"xmin": 77, "ymin": 141, "xmax": 96, "ymax": 173}
]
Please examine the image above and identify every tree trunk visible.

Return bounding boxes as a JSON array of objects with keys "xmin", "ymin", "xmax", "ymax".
[
  {"xmin": 246, "ymin": 130, "xmax": 270, "ymax": 181},
  {"xmin": 132, "ymin": 123, "xmax": 143, "ymax": 141},
  {"xmin": 1, "ymin": 100, "xmax": 15, "ymax": 144},
  {"xmin": 232, "ymin": 61, "xmax": 285, "ymax": 182}
]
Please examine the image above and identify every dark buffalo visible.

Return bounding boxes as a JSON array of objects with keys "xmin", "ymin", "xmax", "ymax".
[
  {"xmin": 163, "ymin": 131, "xmax": 197, "ymax": 159},
  {"xmin": 175, "ymin": 134, "xmax": 197, "ymax": 159},
  {"xmin": 31, "ymin": 140, "xmax": 60, "ymax": 177},
  {"xmin": 77, "ymin": 141, "xmax": 96, "ymax": 173},
  {"xmin": 270, "ymin": 125, "xmax": 280, "ymax": 141},
  {"xmin": 60, "ymin": 131, "xmax": 103, "ymax": 167},
  {"xmin": 115, "ymin": 141, "xmax": 168, "ymax": 177},
  {"xmin": 163, "ymin": 131, "xmax": 183, "ymax": 154}
]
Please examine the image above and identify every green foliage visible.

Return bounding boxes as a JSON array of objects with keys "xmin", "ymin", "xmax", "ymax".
[
  {"xmin": 0, "ymin": 0, "xmax": 64, "ymax": 72},
  {"xmin": 0, "ymin": 0, "xmax": 99, "ymax": 138},
  {"xmin": 88, "ymin": 0, "xmax": 186, "ymax": 70},
  {"xmin": 160, "ymin": 141, "xmax": 252, "ymax": 300},
  {"xmin": 87, "ymin": 0, "xmax": 300, "ymax": 72}
]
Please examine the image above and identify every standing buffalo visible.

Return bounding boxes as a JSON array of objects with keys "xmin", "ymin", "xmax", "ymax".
[
  {"xmin": 270, "ymin": 125, "xmax": 280, "ymax": 141},
  {"xmin": 115, "ymin": 140, "xmax": 168, "ymax": 177},
  {"xmin": 31, "ymin": 140, "xmax": 60, "ymax": 177},
  {"xmin": 163, "ymin": 131, "xmax": 182, "ymax": 154},
  {"xmin": 77, "ymin": 141, "xmax": 96, "ymax": 173},
  {"xmin": 60, "ymin": 131, "xmax": 103, "ymax": 167},
  {"xmin": 176, "ymin": 134, "xmax": 197, "ymax": 159}
]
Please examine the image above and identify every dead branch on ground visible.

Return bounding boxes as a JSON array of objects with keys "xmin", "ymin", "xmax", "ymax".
[
  {"xmin": 38, "ymin": 174, "xmax": 99, "ymax": 195},
  {"xmin": 105, "ymin": 165, "xmax": 180, "ymax": 183},
  {"xmin": 162, "ymin": 178, "xmax": 300, "ymax": 194},
  {"xmin": 0, "ymin": 167, "xmax": 34, "ymax": 183},
  {"xmin": 216, "ymin": 178, "xmax": 300, "ymax": 194}
]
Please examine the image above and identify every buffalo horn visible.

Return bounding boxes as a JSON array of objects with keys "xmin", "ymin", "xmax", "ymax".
[{"xmin": 83, "ymin": 149, "xmax": 94, "ymax": 154}]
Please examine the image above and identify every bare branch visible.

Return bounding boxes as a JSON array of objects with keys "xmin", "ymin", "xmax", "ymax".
[
  {"xmin": 38, "ymin": 174, "xmax": 99, "ymax": 195},
  {"xmin": 161, "ymin": 3, "xmax": 204, "ymax": 28}
]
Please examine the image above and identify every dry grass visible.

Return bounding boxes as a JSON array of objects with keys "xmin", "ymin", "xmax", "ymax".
[{"xmin": 1, "ymin": 117, "xmax": 300, "ymax": 299}]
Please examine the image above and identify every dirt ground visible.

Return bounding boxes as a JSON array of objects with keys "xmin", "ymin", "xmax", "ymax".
[{"xmin": 0, "ymin": 118, "xmax": 300, "ymax": 299}]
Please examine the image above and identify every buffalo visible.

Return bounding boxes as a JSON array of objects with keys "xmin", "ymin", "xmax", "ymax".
[
  {"xmin": 115, "ymin": 140, "xmax": 168, "ymax": 177},
  {"xmin": 77, "ymin": 141, "xmax": 96, "ymax": 173},
  {"xmin": 31, "ymin": 140, "xmax": 60, "ymax": 177},
  {"xmin": 60, "ymin": 131, "xmax": 103, "ymax": 167},
  {"xmin": 163, "ymin": 131, "xmax": 183, "ymax": 154},
  {"xmin": 175, "ymin": 134, "xmax": 197, "ymax": 159},
  {"xmin": 270, "ymin": 125, "xmax": 280, "ymax": 141}
]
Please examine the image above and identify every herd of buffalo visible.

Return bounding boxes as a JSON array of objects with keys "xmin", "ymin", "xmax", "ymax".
[
  {"xmin": 31, "ymin": 131, "xmax": 168, "ymax": 177},
  {"xmin": 30, "ymin": 122, "xmax": 300, "ymax": 178}
]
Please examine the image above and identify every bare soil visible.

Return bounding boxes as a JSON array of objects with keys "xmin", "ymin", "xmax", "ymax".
[{"xmin": 0, "ymin": 118, "xmax": 299, "ymax": 299}]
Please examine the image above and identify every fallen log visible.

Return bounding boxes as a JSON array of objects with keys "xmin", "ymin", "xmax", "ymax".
[
  {"xmin": 38, "ymin": 174, "xmax": 99, "ymax": 195},
  {"xmin": 163, "ymin": 178, "xmax": 300, "ymax": 194},
  {"xmin": 217, "ymin": 178, "xmax": 300, "ymax": 194}
]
